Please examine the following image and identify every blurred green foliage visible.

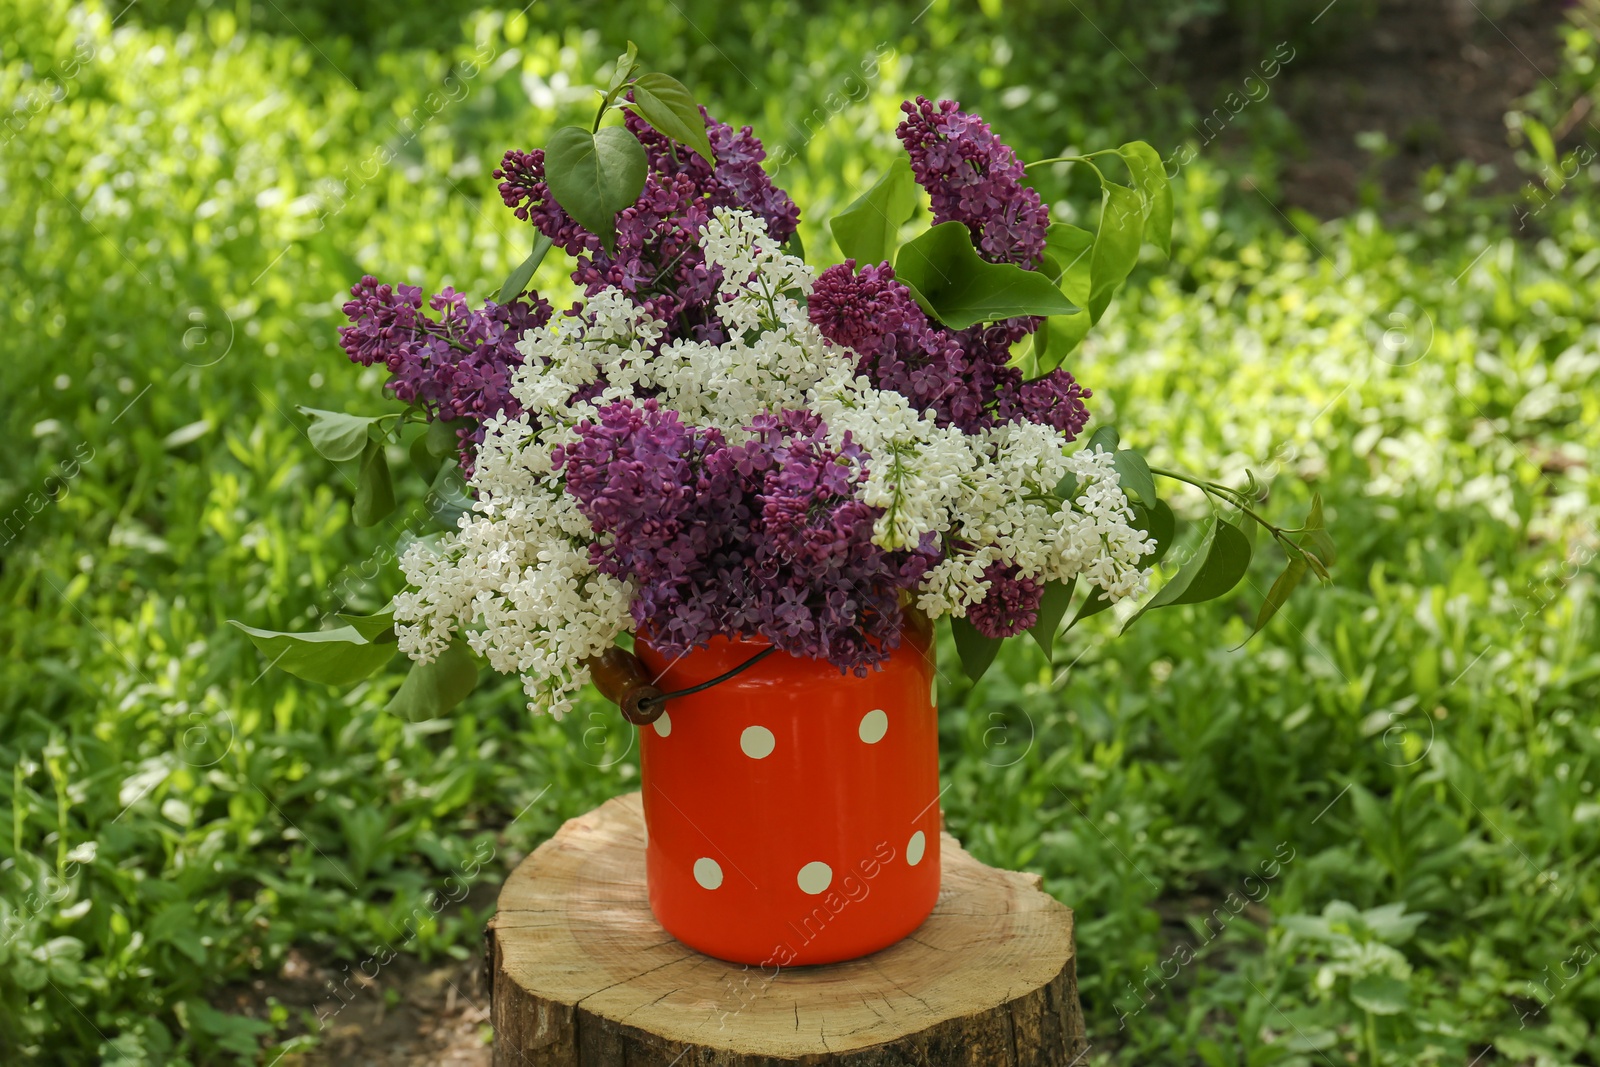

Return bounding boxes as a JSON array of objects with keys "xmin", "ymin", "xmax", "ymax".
[{"xmin": 2, "ymin": 0, "xmax": 1597, "ymax": 1063}]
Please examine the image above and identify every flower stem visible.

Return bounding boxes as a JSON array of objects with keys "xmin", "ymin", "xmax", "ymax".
[
  {"xmin": 1023, "ymin": 149, "xmax": 1118, "ymax": 174},
  {"xmin": 1149, "ymin": 465, "xmax": 1313, "ymax": 557}
]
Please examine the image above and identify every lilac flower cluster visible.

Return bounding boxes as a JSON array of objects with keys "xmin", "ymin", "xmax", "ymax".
[
  {"xmin": 808, "ymin": 261, "xmax": 1090, "ymax": 438},
  {"xmin": 808, "ymin": 97, "xmax": 1091, "ymax": 441},
  {"xmin": 965, "ymin": 562, "xmax": 1045, "ymax": 639},
  {"xmin": 338, "ymin": 278, "xmax": 553, "ymax": 461},
  {"xmin": 896, "ymin": 96, "xmax": 1051, "ymax": 269},
  {"xmin": 347, "ymin": 92, "xmax": 1115, "ymax": 682},
  {"xmin": 555, "ymin": 400, "xmax": 937, "ymax": 671},
  {"xmin": 495, "ymin": 107, "xmax": 798, "ymax": 343}
]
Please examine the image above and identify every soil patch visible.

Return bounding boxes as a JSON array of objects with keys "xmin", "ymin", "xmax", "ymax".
[{"xmin": 1188, "ymin": 0, "xmax": 1573, "ymax": 216}]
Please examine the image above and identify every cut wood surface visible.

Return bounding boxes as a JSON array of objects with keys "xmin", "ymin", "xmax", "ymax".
[{"xmin": 487, "ymin": 792, "xmax": 1086, "ymax": 1065}]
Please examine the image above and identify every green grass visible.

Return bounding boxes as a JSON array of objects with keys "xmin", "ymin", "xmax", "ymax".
[{"xmin": 3, "ymin": 0, "xmax": 1598, "ymax": 1063}]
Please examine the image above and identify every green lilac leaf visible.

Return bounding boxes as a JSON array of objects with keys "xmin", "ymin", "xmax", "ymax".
[
  {"xmin": 1087, "ymin": 425, "xmax": 1120, "ymax": 453},
  {"xmin": 629, "ymin": 72, "xmax": 715, "ymax": 164},
  {"xmin": 228, "ymin": 622, "xmax": 395, "ymax": 686},
  {"xmin": 607, "ymin": 41, "xmax": 639, "ymax": 95},
  {"xmin": 409, "ymin": 432, "xmax": 442, "ymax": 485},
  {"xmin": 782, "ymin": 227, "xmax": 805, "ymax": 260},
  {"xmin": 1125, "ymin": 517, "xmax": 1252, "ymax": 630},
  {"xmin": 1033, "ymin": 223, "xmax": 1097, "ymax": 370},
  {"xmin": 1089, "ymin": 181, "xmax": 1145, "ymax": 323},
  {"xmin": 298, "ymin": 407, "xmax": 384, "ymax": 464},
  {"xmin": 952, "ymin": 615, "xmax": 1004, "ymax": 683},
  {"xmin": 1165, "ymin": 518, "xmax": 1252, "ymax": 605},
  {"xmin": 830, "ymin": 156, "xmax": 920, "ymax": 266},
  {"xmin": 497, "ymin": 232, "xmax": 553, "ymax": 304},
  {"xmin": 386, "ymin": 638, "xmax": 479, "ymax": 720},
  {"xmin": 334, "ymin": 606, "xmax": 397, "ymax": 643},
  {"xmin": 425, "ymin": 418, "xmax": 465, "ymax": 458},
  {"xmin": 1119, "ymin": 140, "xmax": 1173, "ymax": 256},
  {"xmin": 1044, "ymin": 222, "xmax": 1095, "ymax": 301},
  {"xmin": 1113, "ymin": 447, "xmax": 1157, "ymax": 507},
  {"xmin": 1037, "ymin": 311, "xmax": 1091, "ymax": 371},
  {"xmin": 1028, "ymin": 576, "xmax": 1078, "ymax": 658},
  {"xmin": 542, "ymin": 124, "xmax": 649, "ymax": 254},
  {"xmin": 896, "ymin": 222, "xmax": 1078, "ymax": 328},
  {"xmin": 1137, "ymin": 499, "xmax": 1177, "ymax": 566},
  {"xmin": 1248, "ymin": 555, "xmax": 1309, "ymax": 640},
  {"xmin": 353, "ymin": 437, "xmax": 395, "ymax": 527},
  {"xmin": 1301, "ymin": 492, "xmax": 1337, "ymax": 575},
  {"xmin": 426, "ymin": 459, "xmax": 471, "ymax": 531}
]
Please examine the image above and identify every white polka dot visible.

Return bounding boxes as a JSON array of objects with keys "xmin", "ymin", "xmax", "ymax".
[
  {"xmin": 858, "ymin": 709, "xmax": 888, "ymax": 744},
  {"xmin": 740, "ymin": 725, "xmax": 775, "ymax": 759},
  {"xmin": 906, "ymin": 831, "xmax": 927, "ymax": 866},
  {"xmin": 797, "ymin": 861, "xmax": 832, "ymax": 895},
  {"xmin": 694, "ymin": 857, "xmax": 723, "ymax": 890},
  {"xmin": 653, "ymin": 711, "xmax": 672, "ymax": 738}
]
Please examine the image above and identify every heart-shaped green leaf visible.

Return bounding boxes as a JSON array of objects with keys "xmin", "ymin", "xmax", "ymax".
[
  {"xmin": 830, "ymin": 156, "xmax": 920, "ymax": 267},
  {"xmin": 353, "ymin": 437, "xmax": 395, "ymax": 527},
  {"xmin": 952, "ymin": 615, "xmax": 1004, "ymax": 683},
  {"xmin": 1033, "ymin": 223, "xmax": 1096, "ymax": 372},
  {"xmin": 1119, "ymin": 140, "xmax": 1173, "ymax": 256},
  {"xmin": 425, "ymin": 418, "xmax": 466, "ymax": 458},
  {"xmin": 1043, "ymin": 223, "xmax": 1095, "ymax": 301},
  {"xmin": 1035, "ymin": 311, "xmax": 1091, "ymax": 372},
  {"xmin": 1087, "ymin": 425, "xmax": 1120, "ymax": 453},
  {"xmin": 426, "ymin": 459, "xmax": 470, "ymax": 531},
  {"xmin": 409, "ymin": 432, "xmax": 442, "ymax": 485},
  {"xmin": 229, "ymin": 622, "xmax": 395, "ymax": 686},
  {"xmin": 628, "ymin": 72, "xmax": 715, "ymax": 165},
  {"xmin": 896, "ymin": 222, "xmax": 1079, "ymax": 329},
  {"xmin": 298, "ymin": 407, "xmax": 385, "ymax": 464},
  {"xmin": 334, "ymin": 605, "xmax": 398, "ymax": 643},
  {"xmin": 1137, "ymin": 499, "xmax": 1177, "ymax": 566},
  {"xmin": 386, "ymin": 638, "xmax": 479, "ymax": 720},
  {"xmin": 542, "ymin": 125, "xmax": 649, "ymax": 254},
  {"xmin": 1027, "ymin": 576, "xmax": 1078, "ymax": 659},
  {"xmin": 1300, "ymin": 492, "xmax": 1337, "ymax": 577},
  {"xmin": 1123, "ymin": 517, "xmax": 1252, "ymax": 631},
  {"xmin": 1088, "ymin": 181, "xmax": 1145, "ymax": 323},
  {"xmin": 1113, "ymin": 446, "xmax": 1157, "ymax": 507}
]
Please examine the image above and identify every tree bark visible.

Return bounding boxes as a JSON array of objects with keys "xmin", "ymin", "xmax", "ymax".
[{"xmin": 487, "ymin": 792, "xmax": 1086, "ymax": 1065}]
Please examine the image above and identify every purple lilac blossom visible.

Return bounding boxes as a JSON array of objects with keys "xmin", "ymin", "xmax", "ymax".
[
  {"xmin": 807, "ymin": 261, "xmax": 1092, "ymax": 438},
  {"xmin": 554, "ymin": 399, "xmax": 937, "ymax": 672},
  {"xmin": 895, "ymin": 96, "xmax": 1051, "ymax": 269},
  {"xmin": 966, "ymin": 562, "xmax": 1046, "ymax": 639},
  {"xmin": 495, "ymin": 106, "xmax": 798, "ymax": 344},
  {"xmin": 338, "ymin": 277, "xmax": 553, "ymax": 464}
]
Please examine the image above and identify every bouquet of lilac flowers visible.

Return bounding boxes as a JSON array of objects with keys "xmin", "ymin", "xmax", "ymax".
[{"xmin": 235, "ymin": 48, "xmax": 1333, "ymax": 720}]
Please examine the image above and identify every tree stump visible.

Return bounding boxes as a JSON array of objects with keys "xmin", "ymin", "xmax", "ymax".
[{"xmin": 486, "ymin": 792, "xmax": 1086, "ymax": 1065}]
